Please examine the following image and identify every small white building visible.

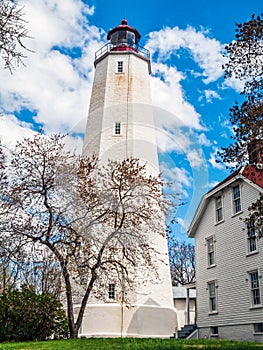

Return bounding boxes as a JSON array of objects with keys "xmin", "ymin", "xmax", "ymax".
[
  {"xmin": 173, "ymin": 285, "xmax": 196, "ymax": 331},
  {"xmin": 188, "ymin": 165, "xmax": 263, "ymax": 341}
]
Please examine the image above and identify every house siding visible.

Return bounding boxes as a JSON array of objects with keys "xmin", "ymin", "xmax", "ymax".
[
  {"xmin": 194, "ymin": 178, "xmax": 263, "ymax": 341},
  {"xmin": 198, "ymin": 324, "xmax": 263, "ymax": 342}
]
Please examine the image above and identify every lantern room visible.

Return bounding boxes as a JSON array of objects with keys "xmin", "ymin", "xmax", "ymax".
[
  {"xmin": 94, "ymin": 19, "xmax": 150, "ymax": 71},
  {"xmin": 107, "ymin": 19, "xmax": 141, "ymax": 50}
]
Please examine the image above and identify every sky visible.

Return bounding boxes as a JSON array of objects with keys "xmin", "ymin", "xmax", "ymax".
[{"xmin": 0, "ymin": 0, "xmax": 262, "ymax": 242}]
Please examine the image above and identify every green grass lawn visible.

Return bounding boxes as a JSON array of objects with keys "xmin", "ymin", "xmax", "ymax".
[{"xmin": 0, "ymin": 338, "xmax": 262, "ymax": 350}]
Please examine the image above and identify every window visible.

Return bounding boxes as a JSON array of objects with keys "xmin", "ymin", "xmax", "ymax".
[
  {"xmin": 208, "ymin": 281, "xmax": 217, "ymax": 312},
  {"xmin": 114, "ymin": 122, "xmax": 121, "ymax": 135},
  {"xmin": 233, "ymin": 184, "xmax": 241, "ymax": 214},
  {"xmin": 215, "ymin": 195, "xmax": 223, "ymax": 222},
  {"xmin": 207, "ymin": 237, "xmax": 215, "ymax": 267},
  {"xmin": 118, "ymin": 30, "xmax": 126, "ymax": 44},
  {"xmin": 117, "ymin": 61, "xmax": 123, "ymax": 73},
  {"xmin": 247, "ymin": 219, "xmax": 257, "ymax": 253},
  {"xmin": 127, "ymin": 31, "xmax": 135, "ymax": 46},
  {"xmin": 249, "ymin": 271, "xmax": 261, "ymax": 306},
  {"xmin": 254, "ymin": 323, "xmax": 263, "ymax": 333},
  {"xmin": 210, "ymin": 326, "xmax": 218, "ymax": 336},
  {"xmin": 108, "ymin": 283, "xmax": 115, "ymax": 300}
]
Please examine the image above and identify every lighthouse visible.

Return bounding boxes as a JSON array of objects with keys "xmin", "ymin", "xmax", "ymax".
[
  {"xmin": 81, "ymin": 19, "xmax": 176, "ymax": 337},
  {"xmin": 83, "ymin": 19, "xmax": 159, "ymax": 172}
]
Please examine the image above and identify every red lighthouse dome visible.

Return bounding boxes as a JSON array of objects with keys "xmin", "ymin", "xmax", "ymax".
[{"xmin": 107, "ymin": 19, "xmax": 141, "ymax": 51}]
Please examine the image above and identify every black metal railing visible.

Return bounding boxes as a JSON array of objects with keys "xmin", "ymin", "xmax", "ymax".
[{"xmin": 94, "ymin": 43, "xmax": 150, "ymax": 62}]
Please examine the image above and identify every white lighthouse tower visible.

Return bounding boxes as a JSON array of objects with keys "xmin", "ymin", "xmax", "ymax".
[{"xmin": 81, "ymin": 19, "xmax": 176, "ymax": 337}]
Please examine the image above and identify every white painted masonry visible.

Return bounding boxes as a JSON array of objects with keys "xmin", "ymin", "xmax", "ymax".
[
  {"xmin": 81, "ymin": 20, "xmax": 176, "ymax": 337},
  {"xmin": 83, "ymin": 51, "xmax": 158, "ymax": 174}
]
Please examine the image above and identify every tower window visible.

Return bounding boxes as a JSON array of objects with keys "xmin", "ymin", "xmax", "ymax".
[
  {"xmin": 117, "ymin": 61, "xmax": 123, "ymax": 73},
  {"xmin": 108, "ymin": 283, "xmax": 115, "ymax": 300},
  {"xmin": 114, "ymin": 122, "xmax": 121, "ymax": 135}
]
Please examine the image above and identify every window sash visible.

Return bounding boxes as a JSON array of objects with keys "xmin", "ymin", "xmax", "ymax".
[
  {"xmin": 117, "ymin": 61, "xmax": 123, "ymax": 73},
  {"xmin": 250, "ymin": 271, "xmax": 261, "ymax": 305},
  {"xmin": 207, "ymin": 238, "xmax": 215, "ymax": 266},
  {"xmin": 251, "ymin": 272, "xmax": 259, "ymax": 289},
  {"xmin": 234, "ymin": 198, "xmax": 241, "ymax": 213},
  {"xmin": 254, "ymin": 323, "xmax": 263, "ymax": 333},
  {"xmin": 233, "ymin": 185, "xmax": 241, "ymax": 213},
  {"xmin": 108, "ymin": 283, "xmax": 115, "ymax": 299},
  {"xmin": 208, "ymin": 251, "xmax": 215, "ymax": 266},
  {"xmin": 252, "ymin": 289, "xmax": 261, "ymax": 305},
  {"xmin": 215, "ymin": 196, "xmax": 223, "ymax": 222},
  {"xmin": 208, "ymin": 281, "xmax": 217, "ymax": 311},
  {"xmin": 247, "ymin": 220, "xmax": 257, "ymax": 252},
  {"xmin": 115, "ymin": 122, "xmax": 121, "ymax": 135},
  {"xmin": 248, "ymin": 237, "xmax": 257, "ymax": 252}
]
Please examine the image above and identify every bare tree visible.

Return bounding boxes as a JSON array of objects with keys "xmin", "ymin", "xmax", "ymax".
[
  {"xmin": 168, "ymin": 238, "xmax": 195, "ymax": 286},
  {"xmin": 0, "ymin": 143, "xmax": 6, "ymax": 188},
  {"xmin": 0, "ymin": 0, "xmax": 31, "ymax": 72},
  {"xmin": 246, "ymin": 194, "xmax": 263, "ymax": 239},
  {"xmin": 223, "ymin": 13, "xmax": 263, "ymax": 98},
  {"xmin": 218, "ymin": 99, "xmax": 263, "ymax": 169},
  {"xmin": 1, "ymin": 133, "xmax": 176, "ymax": 338},
  {"xmin": 220, "ymin": 13, "xmax": 263, "ymax": 237},
  {"xmin": 220, "ymin": 13, "xmax": 263, "ymax": 168}
]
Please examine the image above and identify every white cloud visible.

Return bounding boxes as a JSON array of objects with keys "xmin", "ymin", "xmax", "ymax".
[
  {"xmin": 20, "ymin": 0, "xmax": 97, "ymax": 53},
  {"xmin": 0, "ymin": 0, "xmax": 104, "ymax": 137},
  {"xmin": 176, "ymin": 217, "xmax": 191, "ymax": 233},
  {"xmin": 197, "ymin": 133, "xmax": 211, "ymax": 147},
  {"xmin": 0, "ymin": 115, "xmax": 35, "ymax": 149},
  {"xmin": 187, "ymin": 148, "xmax": 205, "ymax": 169},
  {"xmin": 151, "ymin": 63, "xmax": 203, "ymax": 131},
  {"xmin": 222, "ymin": 76, "xmax": 245, "ymax": 93},
  {"xmin": 205, "ymin": 180, "xmax": 220, "ymax": 189},
  {"xmin": 156, "ymin": 127, "xmax": 191, "ymax": 154},
  {"xmin": 204, "ymin": 89, "xmax": 221, "ymax": 103},
  {"xmin": 208, "ymin": 148, "xmax": 224, "ymax": 169},
  {"xmin": 160, "ymin": 162, "xmax": 192, "ymax": 198},
  {"xmin": 0, "ymin": 1, "xmax": 237, "ymax": 169},
  {"xmin": 146, "ymin": 26, "xmax": 226, "ymax": 156},
  {"xmin": 147, "ymin": 26, "xmax": 225, "ymax": 84}
]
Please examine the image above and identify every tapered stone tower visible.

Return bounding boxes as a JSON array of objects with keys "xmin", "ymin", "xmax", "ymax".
[{"xmin": 81, "ymin": 19, "xmax": 176, "ymax": 337}]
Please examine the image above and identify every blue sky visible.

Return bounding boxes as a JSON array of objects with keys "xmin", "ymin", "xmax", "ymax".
[{"xmin": 0, "ymin": 0, "xmax": 262, "ymax": 241}]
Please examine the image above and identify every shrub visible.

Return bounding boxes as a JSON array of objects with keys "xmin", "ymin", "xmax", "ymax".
[{"xmin": 0, "ymin": 286, "xmax": 68, "ymax": 341}]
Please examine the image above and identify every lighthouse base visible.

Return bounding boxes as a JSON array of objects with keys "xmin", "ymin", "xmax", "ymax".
[{"xmin": 77, "ymin": 303, "xmax": 177, "ymax": 338}]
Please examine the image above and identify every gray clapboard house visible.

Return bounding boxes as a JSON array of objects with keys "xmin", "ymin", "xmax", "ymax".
[{"xmin": 188, "ymin": 165, "xmax": 263, "ymax": 341}]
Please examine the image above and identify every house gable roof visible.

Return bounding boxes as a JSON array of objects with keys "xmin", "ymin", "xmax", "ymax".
[{"xmin": 188, "ymin": 165, "xmax": 263, "ymax": 238}]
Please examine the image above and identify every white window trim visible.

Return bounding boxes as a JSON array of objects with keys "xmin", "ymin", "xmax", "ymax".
[
  {"xmin": 214, "ymin": 194, "xmax": 224, "ymax": 224},
  {"xmin": 246, "ymin": 219, "xmax": 258, "ymax": 255},
  {"xmin": 248, "ymin": 269, "xmax": 262, "ymax": 308},
  {"xmin": 113, "ymin": 122, "xmax": 122, "ymax": 136},
  {"xmin": 206, "ymin": 236, "xmax": 216, "ymax": 268},
  {"xmin": 116, "ymin": 61, "xmax": 124, "ymax": 73},
  {"xmin": 108, "ymin": 282, "xmax": 116, "ymax": 301},
  {"xmin": 207, "ymin": 280, "xmax": 218, "ymax": 314},
  {"xmin": 231, "ymin": 183, "xmax": 242, "ymax": 216}
]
